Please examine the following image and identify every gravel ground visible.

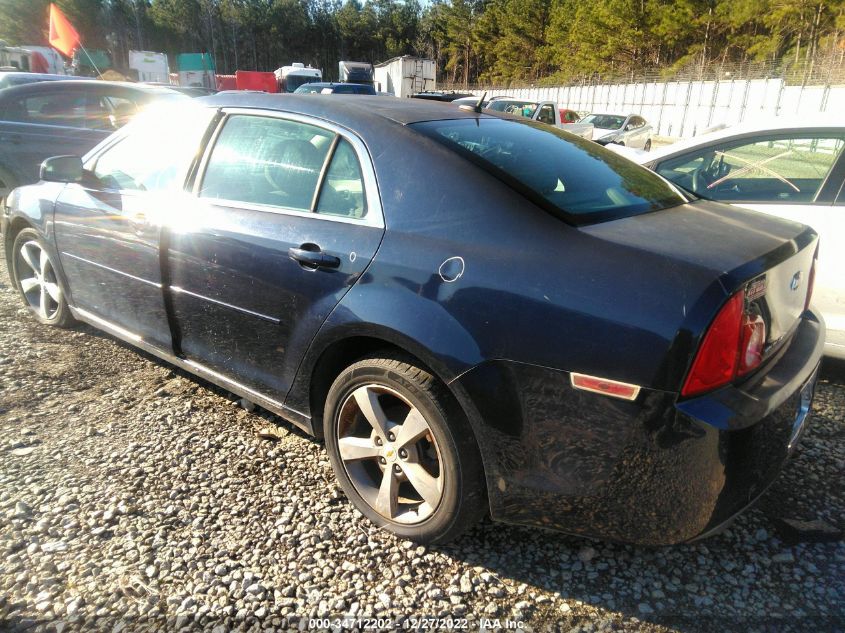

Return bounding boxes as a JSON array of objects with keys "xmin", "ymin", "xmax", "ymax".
[{"xmin": 0, "ymin": 243, "xmax": 843, "ymax": 633}]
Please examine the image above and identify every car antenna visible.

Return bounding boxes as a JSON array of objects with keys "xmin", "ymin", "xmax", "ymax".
[{"xmin": 460, "ymin": 91, "xmax": 487, "ymax": 114}]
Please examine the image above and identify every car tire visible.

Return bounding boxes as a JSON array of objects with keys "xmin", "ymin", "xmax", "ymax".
[
  {"xmin": 324, "ymin": 352, "xmax": 486, "ymax": 543},
  {"xmin": 11, "ymin": 228, "xmax": 75, "ymax": 327},
  {"xmin": 644, "ymin": 139, "xmax": 652, "ymax": 152}
]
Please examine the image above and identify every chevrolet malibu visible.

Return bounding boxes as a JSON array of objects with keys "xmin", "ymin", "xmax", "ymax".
[{"xmin": 2, "ymin": 95, "xmax": 824, "ymax": 545}]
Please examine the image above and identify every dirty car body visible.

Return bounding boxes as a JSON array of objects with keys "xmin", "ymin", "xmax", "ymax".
[{"xmin": 2, "ymin": 94, "xmax": 824, "ymax": 544}]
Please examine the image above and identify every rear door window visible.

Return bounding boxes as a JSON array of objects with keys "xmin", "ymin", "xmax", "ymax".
[
  {"xmin": 656, "ymin": 134, "xmax": 845, "ymax": 203},
  {"xmin": 316, "ymin": 138, "xmax": 367, "ymax": 219},
  {"xmin": 412, "ymin": 118, "xmax": 687, "ymax": 224},
  {"xmin": 200, "ymin": 114, "xmax": 371, "ymax": 220},
  {"xmin": 1, "ymin": 91, "xmax": 88, "ymax": 127},
  {"xmin": 200, "ymin": 114, "xmax": 334, "ymax": 211}
]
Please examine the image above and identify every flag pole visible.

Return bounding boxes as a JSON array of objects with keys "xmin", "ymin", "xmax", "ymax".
[{"xmin": 77, "ymin": 44, "xmax": 103, "ymax": 79}]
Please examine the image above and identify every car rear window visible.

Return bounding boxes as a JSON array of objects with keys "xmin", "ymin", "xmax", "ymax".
[{"xmin": 411, "ymin": 118, "xmax": 687, "ymax": 224}]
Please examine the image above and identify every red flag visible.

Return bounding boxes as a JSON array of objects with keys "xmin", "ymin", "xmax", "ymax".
[{"xmin": 49, "ymin": 3, "xmax": 80, "ymax": 57}]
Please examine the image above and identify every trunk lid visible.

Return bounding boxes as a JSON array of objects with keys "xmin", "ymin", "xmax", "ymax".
[{"xmin": 581, "ymin": 199, "xmax": 818, "ymax": 359}]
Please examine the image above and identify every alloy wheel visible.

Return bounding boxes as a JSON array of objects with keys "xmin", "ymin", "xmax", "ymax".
[
  {"xmin": 336, "ymin": 384, "xmax": 444, "ymax": 524},
  {"xmin": 15, "ymin": 240, "xmax": 62, "ymax": 320}
]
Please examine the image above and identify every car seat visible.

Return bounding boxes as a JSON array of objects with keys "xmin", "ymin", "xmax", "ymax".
[{"xmin": 264, "ymin": 139, "xmax": 323, "ymax": 210}]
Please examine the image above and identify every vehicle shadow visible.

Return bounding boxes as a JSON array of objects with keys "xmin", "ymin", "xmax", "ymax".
[{"xmin": 69, "ymin": 320, "xmax": 316, "ymax": 443}]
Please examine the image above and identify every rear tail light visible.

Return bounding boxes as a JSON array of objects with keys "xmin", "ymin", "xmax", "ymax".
[{"xmin": 681, "ymin": 286, "xmax": 767, "ymax": 397}]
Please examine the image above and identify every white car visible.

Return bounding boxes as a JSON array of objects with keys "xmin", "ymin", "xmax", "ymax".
[
  {"xmin": 581, "ymin": 113, "xmax": 653, "ymax": 150},
  {"xmin": 632, "ymin": 116, "xmax": 845, "ymax": 358}
]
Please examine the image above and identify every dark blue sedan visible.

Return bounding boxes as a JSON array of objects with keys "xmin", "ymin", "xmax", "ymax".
[{"xmin": 1, "ymin": 95, "xmax": 824, "ymax": 544}]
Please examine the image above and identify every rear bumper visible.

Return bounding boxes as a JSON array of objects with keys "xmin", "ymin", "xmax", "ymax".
[{"xmin": 453, "ymin": 310, "xmax": 825, "ymax": 545}]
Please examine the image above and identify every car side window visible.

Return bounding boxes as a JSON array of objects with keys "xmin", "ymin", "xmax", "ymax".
[
  {"xmin": 85, "ymin": 94, "xmax": 138, "ymax": 131},
  {"xmin": 334, "ymin": 85, "xmax": 355, "ymax": 94},
  {"xmin": 102, "ymin": 95, "xmax": 140, "ymax": 129},
  {"xmin": 538, "ymin": 105, "xmax": 555, "ymax": 125},
  {"xmin": 92, "ymin": 103, "xmax": 215, "ymax": 192},
  {"xmin": 200, "ymin": 114, "xmax": 334, "ymax": 211},
  {"xmin": 1, "ymin": 91, "xmax": 88, "ymax": 127},
  {"xmin": 316, "ymin": 138, "xmax": 368, "ymax": 219},
  {"xmin": 657, "ymin": 135, "xmax": 845, "ymax": 203},
  {"xmin": 564, "ymin": 111, "xmax": 578, "ymax": 123}
]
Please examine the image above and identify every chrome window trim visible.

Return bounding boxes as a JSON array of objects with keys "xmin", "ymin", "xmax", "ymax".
[{"xmin": 192, "ymin": 107, "xmax": 384, "ymax": 229}]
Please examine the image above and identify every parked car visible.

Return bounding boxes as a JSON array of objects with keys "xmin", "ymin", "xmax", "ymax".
[
  {"xmin": 451, "ymin": 95, "xmax": 488, "ymax": 108},
  {"xmin": 3, "ymin": 95, "xmax": 823, "ymax": 545},
  {"xmin": 485, "ymin": 98, "xmax": 593, "ymax": 139},
  {"xmin": 143, "ymin": 82, "xmax": 217, "ymax": 97},
  {"xmin": 0, "ymin": 80, "xmax": 185, "ymax": 205},
  {"xmin": 630, "ymin": 116, "xmax": 844, "ymax": 359},
  {"xmin": 582, "ymin": 113, "xmax": 653, "ymax": 150},
  {"xmin": 409, "ymin": 91, "xmax": 472, "ymax": 102},
  {"xmin": 0, "ymin": 71, "xmax": 86, "ymax": 90},
  {"xmin": 294, "ymin": 82, "xmax": 376, "ymax": 95},
  {"xmin": 559, "ymin": 107, "xmax": 581, "ymax": 124},
  {"xmin": 451, "ymin": 95, "xmax": 514, "ymax": 109}
]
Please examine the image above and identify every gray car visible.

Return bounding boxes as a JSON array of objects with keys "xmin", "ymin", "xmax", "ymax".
[
  {"xmin": 0, "ymin": 72, "xmax": 87, "ymax": 90},
  {"xmin": 0, "ymin": 80, "xmax": 185, "ymax": 204},
  {"xmin": 582, "ymin": 113, "xmax": 653, "ymax": 150}
]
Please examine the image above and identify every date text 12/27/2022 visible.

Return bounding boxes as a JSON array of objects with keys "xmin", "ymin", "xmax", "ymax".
[{"xmin": 306, "ymin": 617, "xmax": 525, "ymax": 629}]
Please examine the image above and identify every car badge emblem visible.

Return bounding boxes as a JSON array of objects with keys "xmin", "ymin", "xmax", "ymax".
[{"xmin": 790, "ymin": 271, "xmax": 802, "ymax": 292}]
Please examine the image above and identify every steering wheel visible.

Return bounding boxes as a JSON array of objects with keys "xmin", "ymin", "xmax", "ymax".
[{"xmin": 690, "ymin": 166, "xmax": 711, "ymax": 194}]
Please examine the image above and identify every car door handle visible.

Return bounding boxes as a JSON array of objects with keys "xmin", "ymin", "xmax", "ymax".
[{"xmin": 289, "ymin": 245, "xmax": 340, "ymax": 270}]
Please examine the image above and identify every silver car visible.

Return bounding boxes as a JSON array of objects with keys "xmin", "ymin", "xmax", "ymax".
[{"xmin": 582, "ymin": 113, "xmax": 653, "ymax": 150}]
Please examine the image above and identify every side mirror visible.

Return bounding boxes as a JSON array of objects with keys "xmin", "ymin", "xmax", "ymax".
[
  {"xmin": 625, "ymin": 124, "xmax": 634, "ymax": 131},
  {"xmin": 40, "ymin": 155, "xmax": 83, "ymax": 183}
]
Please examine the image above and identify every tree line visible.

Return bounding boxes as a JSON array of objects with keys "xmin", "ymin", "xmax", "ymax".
[{"xmin": 1, "ymin": 0, "xmax": 843, "ymax": 85}]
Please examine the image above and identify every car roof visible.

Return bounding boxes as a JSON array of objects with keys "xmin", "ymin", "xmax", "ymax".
[
  {"xmin": 637, "ymin": 113, "xmax": 845, "ymax": 165},
  {"xmin": 198, "ymin": 92, "xmax": 499, "ymax": 126},
  {"xmin": 0, "ymin": 79, "xmax": 184, "ymax": 97},
  {"xmin": 0, "ymin": 71, "xmax": 79, "ymax": 79}
]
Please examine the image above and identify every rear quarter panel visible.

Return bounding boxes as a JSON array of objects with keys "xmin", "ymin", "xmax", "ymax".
[{"xmin": 288, "ymin": 122, "xmax": 725, "ymax": 417}]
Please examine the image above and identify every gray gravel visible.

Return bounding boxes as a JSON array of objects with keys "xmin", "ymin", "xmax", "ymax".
[{"xmin": 0, "ymin": 244, "xmax": 843, "ymax": 632}]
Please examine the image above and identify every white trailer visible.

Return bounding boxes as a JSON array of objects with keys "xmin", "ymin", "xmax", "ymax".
[
  {"xmin": 0, "ymin": 41, "xmax": 32, "ymax": 71},
  {"xmin": 20, "ymin": 46, "xmax": 66, "ymax": 74},
  {"xmin": 274, "ymin": 63, "xmax": 322, "ymax": 92},
  {"xmin": 374, "ymin": 56, "xmax": 435, "ymax": 98},
  {"xmin": 129, "ymin": 50, "xmax": 170, "ymax": 83}
]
